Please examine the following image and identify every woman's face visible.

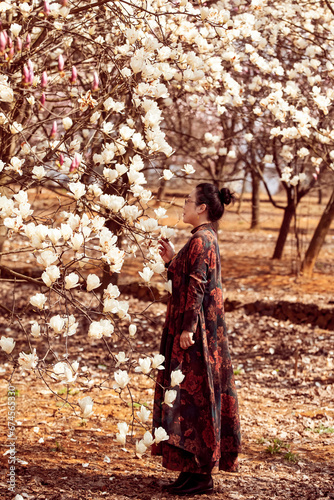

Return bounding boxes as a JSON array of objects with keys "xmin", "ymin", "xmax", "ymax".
[{"xmin": 183, "ymin": 188, "xmax": 200, "ymax": 226}]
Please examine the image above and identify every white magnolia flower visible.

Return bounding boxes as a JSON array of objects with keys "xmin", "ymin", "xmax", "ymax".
[
  {"xmin": 117, "ymin": 422, "xmax": 129, "ymax": 435},
  {"xmin": 18, "ymin": 348, "xmax": 38, "ymax": 370},
  {"xmin": 182, "ymin": 164, "xmax": 196, "ymax": 175},
  {"xmin": 42, "ymin": 265, "xmax": 60, "ymax": 287},
  {"xmin": 164, "ymin": 389, "xmax": 177, "ymax": 407},
  {"xmin": 170, "ymin": 369, "xmax": 185, "ymax": 387},
  {"xmin": 65, "ymin": 273, "xmax": 80, "ymax": 290},
  {"xmin": 164, "ymin": 280, "xmax": 172, "ymax": 294},
  {"xmin": 104, "ymin": 283, "xmax": 120, "ymax": 299},
  {"xmin": 49, "ymin": 315, "xmax": 65, "ymax": 334},
  {"xmin": 0, "ymin": 83, "xmax": 14, "ymax": 103},
  {"xmin": 63, "ymin": 117, "xmax": 73, "ymax": 130},
  {"xmin": 150, "ymin": 261, "xmax": 165, "ymax": 274},
  {"xmin": 68, "ymin": 182, "xmax": 86, "ymax": 200},
  {"xmin": 135, "ymin": 357, "xmax": 152, "ymax": 375},
  {"xmin": 64, "ymin": 315, "xmax": 78, "ymax": 337},
  {"xmin": 78, "ymin": 396, "xmax": 94, "ymax": 418},
  {"xmin": 99, "ymin": 319, "xmax": 114, "ymax": 337},
  {"xmin": 10, "ymin": 23, "xmax": 22, "ymax": 37},
  {"xmin": 129, "ymin": 324, "xmax": 137, "ymax": 337},
  {"xmin": 37, "ymin": 249, "xmax": 58, "ymax": 268},
  {"xmin": 30, "ymin": 293, "xmax": 47, "ymax": 310},
  {"xmin": 90, "ymin": 111, "xmax": 101, "ymax": 124},
  {"xmin": 154, "ymin": 427, "xmax": 169, "ymax": 444},
  {"xmin": 53, "ymin": 361, "xmax": 77, "ymax": 384},
  {"xmin": 31, "ymin": 322, "xmax": 41, "ymax": 338},
  {"xmin": 61, "ymin": 223, "xmax": 73, "ymax": 241},
  {"xmin": 32, "ymin": 166, "xmax": 45, "ymax": 180},
  {"xmin": 115, "ymin": 432, "xmax": 126, "ymax": 446},
  {"xmin": 136, "ymin": 405, "xmax": 151, "ymax": 423},
  {"xmin": 161, "ymin": 169, "xmax": 174, "ymax": 181},
  {"xmin": 70, "ymin": 233, "xmax": 84, "ymax": 251},
  {"xmin": 88, "ymin": 322, "xmax": 103, "ymax": 339},
  {"xmin": 9, "ymin": 157, "xmax": 25, "ymax": 174},
  {"xmin": 154, "ymin": 207, "xmax": 167, "ymax": 219},
  {"xmin": 135, "ymin": 440, "xmax": 147, "ymax": 456},
  {"xmin": 86, "ymin": 274, "xmax": 101, "ymax": 292},
  {"xmin": 138, "ymin": 266, "xmax": 154, "ymax": 283},
  {"xmin": 143, "ymin": 431, "xmax": 155, "ymax": 447},
  {"xmin": 115, "ymin": 351, "xmax": 129, "ymax": 366},
  {"xmin": 151, "ymin": 354, "xmax": 165, "ymax": 370},
  {"xmin": 114, "ymin": 369, "xmax": 130, "ymax": 389},
  {"xmin": 0, "ymin": 336, "xmax": 15, "ymax": 354},
  {"xmin": 140, "ymin": 218, "xmax": 158, "ymax": 233},
  {"xmin": 48, "ymin": 228, "xmax": 62, "ymax": 245},
  {"xmin": 10, "ymin": 122, "xmax": 23, "ymax": 134}
]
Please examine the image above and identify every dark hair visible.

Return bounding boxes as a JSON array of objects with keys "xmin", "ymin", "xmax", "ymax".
[{"xmin": 195, "ymin": 183, "xmax": 234, "ymax": 222}]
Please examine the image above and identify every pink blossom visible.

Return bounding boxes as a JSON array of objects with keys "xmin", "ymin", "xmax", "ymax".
[
  {"xmin": 25, "ymin": 34, "xmax": 31, "ymax": 50},
  {"xmin": 92, "ymin": 72, "xmax": 99, "ymax": 91},
  {"xmin": 44, "ymin": 1, "xmax": 50, "ymax": 16},
  {"xmin": 41, "ymin": 71, "xmax": 48, "ymax": 88},
  {"xmin": 0, "ymin": 32, "xmax": 7, "ymax": 53},
  {"xmin": 58, "ymin": 54, "xmax": 64, "ymax": 71},
  {"xmin": 50, "ymin": 121, "xmax": 57, "ymax": 139},
  {"xmin": 16, "ymin": 37, "xmax": 22, "ymax": 51},
  {"xmin": 69, "ymin": 66, "xmax": 77, "ymax": 84}
]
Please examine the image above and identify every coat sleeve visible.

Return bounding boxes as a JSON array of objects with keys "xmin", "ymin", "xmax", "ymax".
[{"xmin": 181, "ymin": 233, "xmax": 209, "ymax": 333}]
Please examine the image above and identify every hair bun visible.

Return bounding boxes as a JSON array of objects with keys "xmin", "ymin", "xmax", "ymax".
[{"xmin": 219, "ymin": 188, "xmax": 233, "ymax": 206}]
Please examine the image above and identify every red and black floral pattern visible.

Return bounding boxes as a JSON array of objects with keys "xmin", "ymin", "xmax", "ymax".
[{"xmin": 152, "ymin": 223, "xmax": 241, "ymax": 473}]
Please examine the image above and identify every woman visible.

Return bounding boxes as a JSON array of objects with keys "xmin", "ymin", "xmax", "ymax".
[{"xmin": 152, "ymin": 183, "xmax": 241, "ymax": 496}]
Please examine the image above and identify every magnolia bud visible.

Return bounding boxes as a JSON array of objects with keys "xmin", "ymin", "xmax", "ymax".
[
  {"xmin": 61, "ymin": 0, "xmax": 68, "ymax": 5},
  {"xmin": 70, "ymin": 153, "xmax": 80, "ymax": 172},
  {"xmin": 7, "ymin": 36, "xmax": 12, "ymax": 48},
  {"xmin": 25, "ymin": 34, "xmax": 31, "ymax": 50},
  {"xmin": 92, "ymin": 71, "xmax": 99, "ymax": 91},
  {"xmin": 28, "ymin": 69, "xmax": 34, "ymax": 85},
  {"xmin": 0, "ymin": 32, "xmax": 6, "ymax": 53},
  {"xmin": 40, "ymin": 92, "xmax": 46, "ymax": 106},
  {"xmin": 27, "ymin": 59, "xmax": 33, "ymax": 71},
  {"xmin": 50, "ymin": 121, "xmax": 57, "ymax": 139},
  {"xmin": 23, "ymin": 65, "xmax": 30, "ymax": 84},
  {"xmin": 58, "ymin": 54, "xmax": 64, "ymax": 71},
  {"xmin": 59, "ymin": 153, "xmax": 64, "ymax": 166},
  {"xmin": 41, "ymin": 71, "xmax": 48, "ymax": 88},
  {"xmin": 16, "ymin": 37, "xmax": 22, "ymax": 51},
  {"xmin": 69, "ymin": 65, "xmax": 77, "ymax": 84},
  {"xmin": 8, "ymin": 46, "xmax": 14, "ymax": 60},
  {"xmin": 44, "ymin": 1, "xmax": 50, "ymax": 16}
]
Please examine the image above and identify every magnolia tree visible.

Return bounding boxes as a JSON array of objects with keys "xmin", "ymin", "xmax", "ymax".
[
  {"xmin": 160, "ymin": 0, "xmax": 334, "ymax": 255},
  {"xmin": 0, "ymin": 0, "xmax": 259, "ymax": 458}
]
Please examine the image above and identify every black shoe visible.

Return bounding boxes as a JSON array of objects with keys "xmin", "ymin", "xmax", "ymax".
[
  {"xmin": 161, "ymin": 472, "xmax": 192, "ymax": 491},
  {"xmin": 169, "ymin": 473, "xmax": 213, "ymax": 496}
]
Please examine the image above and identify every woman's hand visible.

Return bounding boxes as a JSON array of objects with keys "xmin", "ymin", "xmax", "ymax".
[
  {"xmin": 159, "ymin": 238, "xmax": 175, "ymax": 264},
  {"xmin": 180, "ymin": 330, "xmax": 195, "ymax": 350}
]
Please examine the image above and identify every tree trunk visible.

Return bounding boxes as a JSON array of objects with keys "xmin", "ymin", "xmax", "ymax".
[
  {"xmin": 237, "ymin": 167, "xmax": 247, "ymax": 215},
  {"xmin": 250, "ymin": 169, "xmax": 261, "ymax": 229},
  {"xmin": 272, "ymin": 202, "xmax": 296, "ymax": 259},
  {"xmin": 301, "ymin": 188, "xmax": 334, "ymax": 277}
]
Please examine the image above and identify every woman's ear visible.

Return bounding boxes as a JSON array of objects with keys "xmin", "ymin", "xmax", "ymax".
[{"xmin": 198, "ymin": 203, "xmax": 207, "ymax": 214}]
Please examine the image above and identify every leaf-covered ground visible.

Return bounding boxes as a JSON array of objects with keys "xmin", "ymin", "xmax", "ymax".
[{"xmin": 1, "ymin": 193, "xmax": 334, "ymax": 500}]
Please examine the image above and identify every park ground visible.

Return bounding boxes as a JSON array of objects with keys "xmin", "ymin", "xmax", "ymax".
[{"xmin": 0, "ymin": 190, "xmax": 333, "ymax": 500}]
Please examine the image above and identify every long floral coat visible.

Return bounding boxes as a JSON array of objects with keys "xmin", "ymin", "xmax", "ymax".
[{"xmin": 152, "ymin": 223, "xmax": 241, "ymax": 472}]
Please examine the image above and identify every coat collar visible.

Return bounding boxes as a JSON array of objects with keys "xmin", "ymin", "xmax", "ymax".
[{"xmin": 191, "ymin": 222, "xmax": 215, "ymax": 234}]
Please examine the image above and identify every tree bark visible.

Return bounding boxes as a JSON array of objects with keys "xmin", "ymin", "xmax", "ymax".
[
  {"xmin": 250, "ymin": 169, "xmax": 261, "ymax": 229},
  {"xmin": 272, "ymin": 202, "xmax": 296, "ymax": 259},
  {"xmin": 301, "ymin": 188, "xmax": 334, "ymax": 277}
]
